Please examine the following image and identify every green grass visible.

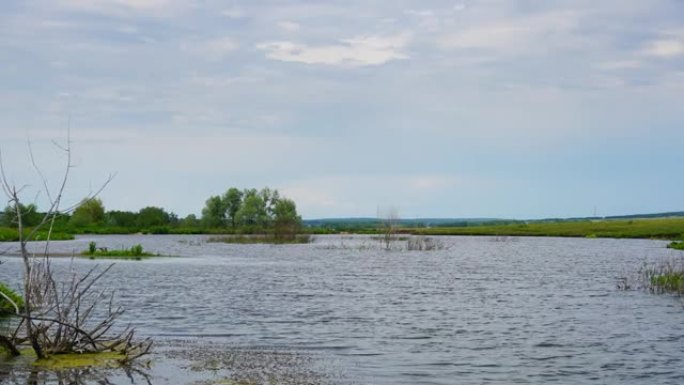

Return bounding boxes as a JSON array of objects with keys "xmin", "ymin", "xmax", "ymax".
[
  {"xmin": 667, "ymin": 241, "xmax": 684, "ymax": 250},
  {"xmin": 637, "ymin": 258, "xmax": 684, "ymax": 295},
  {"xmin": 412, "ymin": 218, "xmax": 684, "ymax": 239},
  {"xmin": 650, "ymin": 273, "xmax": 684, "ymax": 294},
  {"xmin": 206, "ymin": 234, "xmax": 313, "ymax": 244},
  {"xmin": 0, "ymin": 227, "xmax": 74, "ymax": 242},
  {"xmin": 0, "ymin": 282, "xmax": 23, "ymax": 315},
  {"xmin": 81, "ymin": 243, "xmax": 155, "ymax": 260}
]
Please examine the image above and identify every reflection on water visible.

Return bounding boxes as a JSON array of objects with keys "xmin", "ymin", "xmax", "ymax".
[
  {"xmin": 0, "ymin": 365, "xmax": 151, "ymax": 385},
  {"xmin": 1, "ymin": 235, "xmax": 684, "ymax": 384}
]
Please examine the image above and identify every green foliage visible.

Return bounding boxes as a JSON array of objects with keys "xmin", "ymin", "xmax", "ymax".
[
  {"xmin": 130, "ymin": 244, "xmax": 144, "ymax": 256},
  {"xmin": 106, "ymin": 210, "xmax": 138, "ymax": 228},
  {"xmin": 235, "ymin": 190, "xmax": 269, "ymax": 228},
  {"xmin": 179, "ymin": 214, "xmax": 200, "ymax": 228},
  {"xmin": 273, "ymin": 198, "xmax": 302, "ymax": 240},
  {"xmin": 2, "ymin": 203, "xmax": 42, "ymax": 228},
  {"xmin": 667, "ymin": 241, "xmax": 684, "ymax": 250},
  {"xmin": 1, "ymin": 188, "xmax": 304, "ymax": 239},
  {"xmin": 137, "ymin": 206, "xmax": 171, "ymax": 228},
  {"xmin": 202, "ymin": 195, "xmax": 226, "ymax": 228},
  {"xmin": 206, "ymin": 234, "xmax": 312, "ymax": 244},
  {"xmin": 142, "ymin": 226, "xmax": 169, "ymax": 234},
  {"xmin": 81, "ymin": 243, "xmax": 154, "ymax": 260},
  {"xmin": 413, "ymin": 218, "xmax": 684, "ymax": 240},
  {"xmin": 70, "ymin": 198, "xmax": 105, "ymax": 227},
  {"xmin": 0, "ymin": 282, "xmax": 23, "ymax": 314},
  {"xmin": 650, "ymin": 273, "xmax": 683, "ymax": 293},
  {"xmin": 223, "ymin": 188, "xmax": 243, "ymax": 229},
  {"xmin": 0, "ymin": 227, "xmax": 19, "ymax": 241},
  {"xmin": 0, "ymin": 227, "xmax": 74, "ymax": 242}
]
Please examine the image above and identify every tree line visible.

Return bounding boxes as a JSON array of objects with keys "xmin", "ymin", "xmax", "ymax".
[{"xmin": 0, "ymin": 187, "xmax": 302, "ymax": 237}]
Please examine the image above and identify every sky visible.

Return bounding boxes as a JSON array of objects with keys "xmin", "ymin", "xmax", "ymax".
[{"xmin": 0, "ymin": 0, "xmax": 683, "ymax": 220}]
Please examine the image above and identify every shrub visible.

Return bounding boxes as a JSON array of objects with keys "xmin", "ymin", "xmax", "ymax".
[
  {"xmin": 0, "ymin": 282, "xmax": 23, "ymax": 315},
  {"xmin": 131, "ymin": 244, "xmax": 144, "ymax": 256}
]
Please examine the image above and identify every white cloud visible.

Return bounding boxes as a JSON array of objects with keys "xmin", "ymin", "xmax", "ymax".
[
  {"xmin": 221, "ymin": 7, "xmax": 246, "ymax": 19},
  {"xmin": 404, "ymin": 9, "xmax": 435, "ymax": 17},
  {"xmin": 595, "ymin": 60, "xmax": 642, "ymax": 70},
  {"xmin": 277, "ymin": 21, "xmax": 300, "ymax": 32},
  {"xmin": 438, "ymin": 11, "xmax": 578, "ymax": 53},
  {"xmin": 181, "ymin": 37, "xmax": 239, "ymax": 58},
  {"xmin": 257, "ymin": 34, "xmax": 411, "ymax": 67},
  {"xmin": 59, "ymin": 0, "xmax": 174, "ymax": 12},
  {"xmin": 185, "ymin": 75, "xmax": 259, "ymax": 88},
  {"xmin": 641, "ymin": 32, "xmax": 684, "ymax": 58}
]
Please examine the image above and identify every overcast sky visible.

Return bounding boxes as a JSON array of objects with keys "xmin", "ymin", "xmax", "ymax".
[{"xmin": 1, "ymin": 0, "xmax": 683, "ymax": 219}]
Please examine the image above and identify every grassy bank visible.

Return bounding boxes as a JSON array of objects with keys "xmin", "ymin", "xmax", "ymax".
[
  {"xmin": 668, "ymin": 241, "xmax": 684, "ymax": 250},
  {"xmin": 411, "ymin": 218, "xmax": 684, "ymax": 239},
  {"xmin": 0, "ymin": 227, "xmax": 74, "ymax": 242}
]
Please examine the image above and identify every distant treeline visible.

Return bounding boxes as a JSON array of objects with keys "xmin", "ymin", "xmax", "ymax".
[
  {"xmin": 0, "ymin": 187, "xmax": 303, "ymax": 239},
  {"xmin": 2, "ymin": 198, "xmax": 683, "ymax": 240}
]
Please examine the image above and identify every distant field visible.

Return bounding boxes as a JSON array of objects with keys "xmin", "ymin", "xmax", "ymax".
[{"xmin": 411, "ymin": 218, "xmax": 684, "ymax": 240}]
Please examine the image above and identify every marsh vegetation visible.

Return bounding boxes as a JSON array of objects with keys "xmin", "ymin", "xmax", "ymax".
[{"xmin": 81, "ymin": 242, "xmax": 156, "ymax": 260}]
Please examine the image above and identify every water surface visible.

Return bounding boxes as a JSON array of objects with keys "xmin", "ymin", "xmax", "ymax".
[{"xmin": 1, "ymin": 235, "xmax": 683, "ymax": 384}]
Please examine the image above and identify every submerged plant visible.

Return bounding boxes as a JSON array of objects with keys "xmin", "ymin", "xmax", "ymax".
[
  {"xmin": 620, "ymin": 257, "xmax": 684, "ymax": 295},
  {"xmin": 406, "ymin": 236, "xmax": 446, "ymax": 251}
]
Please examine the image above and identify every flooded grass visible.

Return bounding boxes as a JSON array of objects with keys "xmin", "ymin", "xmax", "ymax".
[
  {"xmin": 206, "ymin": 234, "xmax": 312, "ymax": 244},
  {"xmin": 619, "ymin": 257, "xmax": 684, "ymax": 295},
  {"xmin": 81, "ymin": 242, "xmax": 156, "ymax": 260},
  {"xmin": 414, "ymin": 217, "xmax": 684, "ymax": 239}
]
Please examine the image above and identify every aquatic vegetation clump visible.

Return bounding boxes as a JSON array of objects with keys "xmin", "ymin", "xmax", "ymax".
[
  {"xmin": 620, "ymin": 257, "xmax": 684, "ymax": 295},
  {"xmin": 667, "ymin": 241, "xmax": 684, "ymax": 251},
  {"xmin": 206, "ymin": 234, "xmax": 312, "ymax": 244},
  {"xmin": 81, "ymin": 242, "xmax": 155, "ymax": 260},
  {"xmin": 406, "ymin": 236, "xmax": 446, "ymax": 251}
]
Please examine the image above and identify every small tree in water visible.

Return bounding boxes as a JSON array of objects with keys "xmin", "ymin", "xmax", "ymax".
[{"xmin": 378, "ymin": 205, "xmax": 400, "ymax": 250}]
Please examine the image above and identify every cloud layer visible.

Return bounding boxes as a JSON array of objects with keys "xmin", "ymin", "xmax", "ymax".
[{"xmin": 0, "ymin": 0, "xmax": 682, "ymax": 218}]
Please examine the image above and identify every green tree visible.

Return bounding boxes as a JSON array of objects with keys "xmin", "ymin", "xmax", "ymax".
[
  {"xmin": 2, "ymin": 203, "xmax": 42, "ymax": 228},
  {"xmin": 70, "ymin": 198, "xmax": 105, "ymax": 227},
  {"xmin": 235, "ymin": 190, "xmax": 269, "ymax": 229},
  {"xmin": 179, "ymin": 214, "xmax": 200, "ymax": 228},
  {"xmin": 223, "ymin": 188, "xmax": 243, "ymax": 229},
  {"xmin": 201, "ymin": 195, "xmax": 226, "ymax": 228},
  {"xmin": 273, "ymin": 198, "xmax": 302, "ymax": 240},
  {"xmin": 137, "ymin": 206, "xmax": 170, "ymax": 228},
  {"xmin": 259, "ymin": 187, "xmax": 280, "ymax": 216},
  {"xmin": 106, "ymin": 210, "xmax": 138, "ymax": 228}
]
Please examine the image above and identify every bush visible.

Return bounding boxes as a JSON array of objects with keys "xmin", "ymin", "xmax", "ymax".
[
  {"xmin": 0, "ymin": 282, "xmax": 23, "ymax": 315},
  {"xmin": 131, "ymin": 244, "xmax": 144, "ymax": 256}
]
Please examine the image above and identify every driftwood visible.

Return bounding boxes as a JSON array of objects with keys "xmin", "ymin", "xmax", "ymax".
[{"xmin": 0, "ymin": 132, "xmax": 151, "ymax": 361}]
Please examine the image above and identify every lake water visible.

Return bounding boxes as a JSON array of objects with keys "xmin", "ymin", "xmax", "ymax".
[{"xmin": 1, "ymin": 234, "xmax": 683, "ymax": 384}]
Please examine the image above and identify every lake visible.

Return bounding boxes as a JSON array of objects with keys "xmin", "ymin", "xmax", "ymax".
[{"xmin": 1, "ymin": 234, "xmax": 683, "ymax": 384}]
